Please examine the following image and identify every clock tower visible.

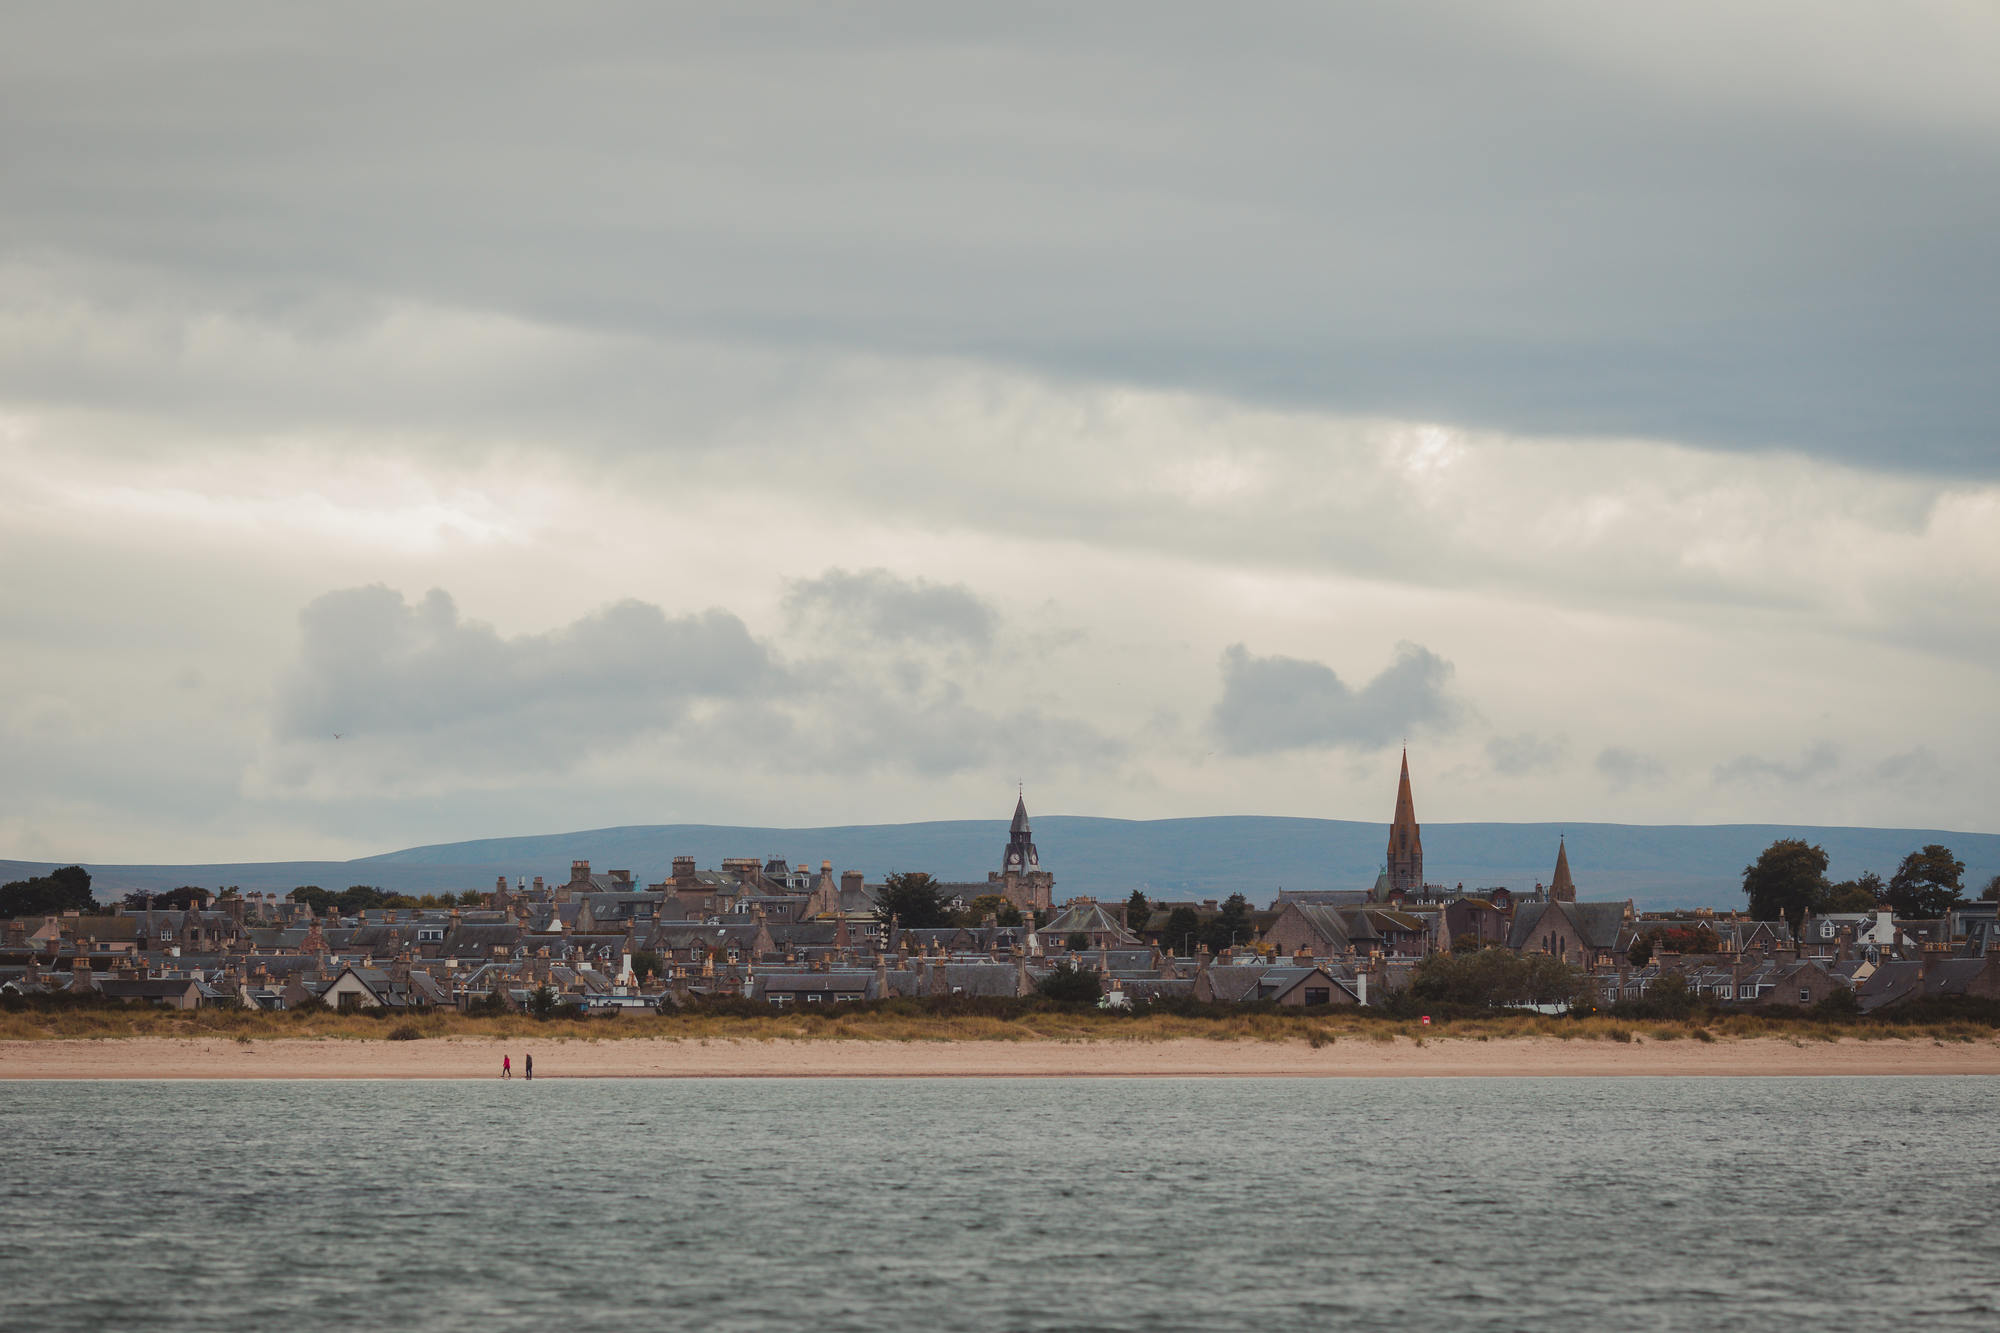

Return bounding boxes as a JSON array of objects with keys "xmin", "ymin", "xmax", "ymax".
[{"xmin": 989, "ymin": 790, "xmax": 1054, "ymax": 912}]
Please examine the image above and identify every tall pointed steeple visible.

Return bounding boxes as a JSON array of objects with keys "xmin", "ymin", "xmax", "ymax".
[
  {"xmin": 1003, "ymin": 788, "xmax": 1039, "ymax": 872},
  {"xmin": 1549, "ymin": 836, "xmax": 1576, "ymax": 903},
  {"xmin": 1385, "ymin": 748, "xmax": 1424, "ymax": 897}
]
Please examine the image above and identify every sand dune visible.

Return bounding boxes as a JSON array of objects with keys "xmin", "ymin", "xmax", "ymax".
[{"xmin": 3, "ymin": 1035, "xmax": 1997, "ymax": 1079}]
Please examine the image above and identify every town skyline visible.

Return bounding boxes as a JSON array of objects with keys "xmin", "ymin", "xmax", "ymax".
[{"xmin": 11, "ymin": 764, "xmax": 1997, "ymax": 916}]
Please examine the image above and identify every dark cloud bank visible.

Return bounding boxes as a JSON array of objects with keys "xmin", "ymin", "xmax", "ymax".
[{"xmin": 5, "ymin": 4, "xmax": 1995, "ymax": 474}]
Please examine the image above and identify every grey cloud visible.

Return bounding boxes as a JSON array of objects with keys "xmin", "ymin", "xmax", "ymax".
[
  {"xmin": 805, "ymin": 676, "xmax": 1125, "ymax": 779},
  {"xmin": 277, "ymin": 585, "xmax": 783, "ymax": 754},
  {"xmin": 1595, "ymin": 747, "xmax": 1667, "ymax": 791},
  {"xmin": 784, "ymin": 568, "xmax": 997, "ymax": 650},
  {"xmin": 1487, "ymin": 732, "xmax": 1567, "ymax": 776},
  {"xmin": 1874, "ymin": 746, "xmax": 1944, "ymax": 784},
  {"xmin": 269, "ymin": 583, "xmax": 1115, "ymax": 789},
  {"xmin": 1712, "ymin": 742, "xmax": 1841, "ymax": 787},
  {"xmin": 1211, "ymin": 642, "xmax": 1461, "ymax": 755},
  {"xmin": 2, "ymin": 5, "xmax": 1995, "ymax": 473}
]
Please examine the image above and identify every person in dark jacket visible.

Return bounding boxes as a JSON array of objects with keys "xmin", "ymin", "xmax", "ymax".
[{"xmin": 524, "ymin": 1052, "xmax": 533, "ymax": 1081}]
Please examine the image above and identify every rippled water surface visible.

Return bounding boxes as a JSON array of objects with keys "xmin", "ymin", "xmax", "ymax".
[{"xmin": 3, "ymin": 1076, "xmax": 1997, "ymax": 1331}]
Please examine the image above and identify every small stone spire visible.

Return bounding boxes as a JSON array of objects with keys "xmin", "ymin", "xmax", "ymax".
[{"xmin": 1550, "ymin": 836, "xmax": 1577, "ymax": 903}]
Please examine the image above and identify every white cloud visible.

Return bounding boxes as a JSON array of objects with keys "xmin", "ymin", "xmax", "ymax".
[
  {"xmin": 1713, "ymin": 742, "xmax": 1842, "ymax": 788},
  {"xmin": 1596, "ymin": 748, "xmax": 1668, "ymax": 792},
  {"xmin": 1211, "ymin": 642, "xmax": 1462, "ymax": 755}
]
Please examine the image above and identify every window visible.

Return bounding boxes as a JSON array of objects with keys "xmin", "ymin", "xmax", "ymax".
[
  {"xmin": 1304, "ymin": 987, "xmax": 1330, "ymax": 1006},
  {"xmin": 806, "ymin": 993, "xmax": 823, "ymax": 1004},
  {"xmin": 1718, "ymin": 985, "xmax": 1733, "ymax": 999},
  {"xmin": 1800, "ymin": 989, "xmax": 1812, "ymax": 1004}
]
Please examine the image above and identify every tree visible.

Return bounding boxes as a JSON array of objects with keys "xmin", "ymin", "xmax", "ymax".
[
  {"xmin": 287, "ymin": 885, "xmax": 335, "ymax": 914},
  {"xmin": 121, "ymin": 885, "xmax": 208, "ymax": 912},
  {"xmin": 1983, "ymin": 874, "xmax": 2000, "ymax": 904},
  {"xmin": 874, "ymin": 871, "xmax": 952, "ymax": 931},
  {"xmin": 1407, "ymin": 948, "xmax": 1588, "ymax": 1010},
  {"xmin": 1741, "ymin": 839, "xmax": 1830, "ymax": 933},
  {"xmin": 1200, "ymin": 893, "xmax": 1252, "ymax": 953},
  {"xmin": 962, "ymin": 893, "xmax": 1022, "ymax": 928},
  {"xmin": 0, "ymin": 866, "xmax": 98, "ymax": 917},
  {"xmin": 1065, "ymin": 932, "xmax": 1090, "ymax": 953},
  {"xmin": 1035, "ymin": 960, "xmax": 1103, "ymax": 1005},
  {"xmin": 1523, "ymin": 953, "xmax": 1589, "ymax": 1008},
  {"xmin": 339, "ymin": 885, "xmax": 390, "ymax": 914},
  {"xmin": 1639, "ymin": 923, "xmax": 1718, "ymax": 958},
  {"xmin": 1822, "ymin": 873, "xmax": 1882, "ymax": 914},
  {"xmin": 1162, "ymin": 907, "xmax": 1201, "ymax": 955},
  {"xmin": 457, "ymin": 889, "xmax": 486, "ymax": 907},
  {"xmin": 1884, "ymin": 844, "xmax": 1966, "ymax": 918},
  {"xmin": 1637, "ymin": 972, "xmax": 1695, "ymax": 1019},
  {"xmin": 630, "ymin": 950, "xmax": 663, "ymax": 980},
  {"xmin": 528, "ymin": 984, "xmax": 575, "ymax": 1020},
  {"xmin": 1627, "ymin": 935, "xmax": 1652, "ymax": 967},
  {"xmin": 1124, "ymin": 890, "xmax": 1150, "ymax": 934}
]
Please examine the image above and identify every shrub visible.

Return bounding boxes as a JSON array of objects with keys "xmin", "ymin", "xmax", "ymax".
[
  {"xmin": 1036, "ymin": 961, "xmax": 1103, "ymax": 1005},
  {"xmin": 1406, "ymin": 948, "xmax": 1589, "ymax": 1011},
  {"xmin": 387, "ymin": 1023, "xmax": 423, "ymax": 1041},
  {"xmin": 1608, "ymin": 972, "xmax": 1698, "ymax": 1021}
]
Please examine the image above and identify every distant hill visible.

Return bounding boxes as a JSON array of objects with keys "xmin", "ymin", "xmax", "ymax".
[{"xmin": 7, "ymin": 817, "xmax": 1997, "ymax": 911}]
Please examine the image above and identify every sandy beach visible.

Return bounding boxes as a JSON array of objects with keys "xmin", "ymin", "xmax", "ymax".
[{"xmin": 2, "ymin": 1035, "xmax": 1997, "ymax": 1079}]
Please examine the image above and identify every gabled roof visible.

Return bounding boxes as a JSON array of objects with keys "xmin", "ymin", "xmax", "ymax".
[
  {"xmin": 1039, "ymin": 901, "xmax": 1138, "ymax": 945},
  {"xmin": 1277, "ymin": 903, "xmax": 1351, "ymax": 952},
  {"xmin": 1509, "ymin": 900, "xmax": 1627, "ymax": 951}
]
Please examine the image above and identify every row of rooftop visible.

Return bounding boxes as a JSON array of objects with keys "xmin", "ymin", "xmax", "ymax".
[{"xmin": 6, "ymin": 846, "xmax": 1996, "ymax": 1015}]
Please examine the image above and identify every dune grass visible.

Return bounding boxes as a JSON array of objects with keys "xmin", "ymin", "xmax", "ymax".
[{"xmin": 1, "ymin": 1000, "xmax": 1993, "ymax": 1047}]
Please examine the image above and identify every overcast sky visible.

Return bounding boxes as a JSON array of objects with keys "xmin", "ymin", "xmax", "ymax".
[{"xmin": 3, "ymin": 2, "xmax": 1996, "ymax": 863}]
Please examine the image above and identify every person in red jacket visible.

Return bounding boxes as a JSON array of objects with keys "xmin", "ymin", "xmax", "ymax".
[{"xmin": 501, "ymin": 1053, "xmax": 511, "ymax": 1078}]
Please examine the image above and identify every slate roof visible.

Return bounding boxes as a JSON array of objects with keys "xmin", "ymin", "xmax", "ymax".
[
  {"xmin": 1509, "ymin": 900, "xmax": 1629, "ymax": 952},
  {"xmin": 1278, "ymin": 904, "xmax": 1352, "ymax": 952},
  {"xmin": 1039, "ymin": 901, "xmax": 1139, "ymax": 946}
]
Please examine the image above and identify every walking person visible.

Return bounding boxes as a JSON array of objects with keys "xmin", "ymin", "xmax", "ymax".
[
  {"xmin": 524, "ymin": 1052, "xmax": 533, "ymax": 1081},
  {"xmin": 501, "ymin": 1053, "xmax": 511, "ymax": 1079}
]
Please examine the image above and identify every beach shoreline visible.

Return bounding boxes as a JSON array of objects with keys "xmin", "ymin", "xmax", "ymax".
[{"xmin": 3, "ymin": 1035, "xmax": 1998, "ymax": 1080}]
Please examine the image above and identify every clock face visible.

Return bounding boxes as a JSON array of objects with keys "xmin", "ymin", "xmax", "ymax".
[{"xmin": 1007, "ymin": 853, "xmax": 1021, "ymax": 866}]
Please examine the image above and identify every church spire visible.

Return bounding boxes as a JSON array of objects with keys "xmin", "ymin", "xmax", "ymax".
[
  {"xmin": 1550, "ymin": 835, "xmax": 1576, "ymax": 903},
  {"xmin": 1384, "ymin": 748, "xmax": 1424, "ymax": 897},
  {"xmin": 1003, "ymin": 788, "xmax": 1039, "ymax": 873}
]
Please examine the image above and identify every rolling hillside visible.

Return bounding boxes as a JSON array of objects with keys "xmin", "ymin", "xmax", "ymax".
[{"xmin": 8, "ymin": 817, "xmax": 1997, "ymax": 911}]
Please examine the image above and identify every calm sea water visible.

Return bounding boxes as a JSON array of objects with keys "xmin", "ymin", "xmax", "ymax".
[{"xmin": 2, "ymin": 1076, "xmax": 1996, "ymax": 1331}]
